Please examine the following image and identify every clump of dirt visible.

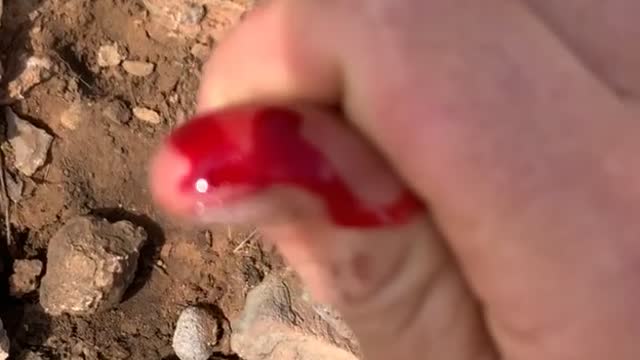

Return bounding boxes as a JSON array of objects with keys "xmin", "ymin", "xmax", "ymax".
[{"xmin": 0, "ymin": 0, "xmax": 280, "ymax": 358}]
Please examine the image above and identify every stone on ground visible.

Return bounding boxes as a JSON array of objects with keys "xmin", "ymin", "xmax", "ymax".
[
  {"xmin": 172, "ymin": 306, "xmax": 219, "ymax": 360},
  {"xmin": 39, "ymin": 216, "xmax": 147, "ymax": 316},
  {"xmin": 231, "ymin": 275, "xmax": 361, "ymax": 360},
  {"xmin": 0, "ymin": 318, "xmax": 9, "ymax": 360},
  {"xmin": 60, "ymin": 102, "xmax": 90, "ymax": 130},
  {"xmin": 10, "ymin": 259, "xmax": 44, "ymax": 297},
  {"xmin": 102, "ymin": 100, "xmax": 131, "ymax": 124},
  {"xmin": 132, "ymin": 107, "xmax": 161, "ymax": 124},
  {"xmin": 7, "ymin": 56, "xmax": 54, "ymax": 99},
  {"xmin": 122, "ymin": 61, "xmax": 155, "ymax": 77},
  {"xmin": 97, "ymin": 44, "xmax": 124, "ymax": 67},
  {"xmin": 6, "ymin": 107, "xmax": 54, "ymax": 176}
]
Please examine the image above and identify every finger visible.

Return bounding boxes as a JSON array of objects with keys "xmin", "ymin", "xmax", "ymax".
[
  {"xmin": 196, "ymin": 0, "xmax": 640, "ymax": 359},
  {"xmin": 149, "ymin": 104, "xmax": 495, "ymax": 360},
  {"xmin": 196, "ymin": 0, "xmax": 342, "ymax": 112}
]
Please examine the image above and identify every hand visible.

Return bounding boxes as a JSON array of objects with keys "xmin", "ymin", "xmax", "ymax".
[{"xmin": 150, "ymin": 0, "xmax": 640, "ymax": 359}]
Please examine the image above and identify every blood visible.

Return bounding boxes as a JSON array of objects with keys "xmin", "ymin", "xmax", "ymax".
[{"xmin": 168, "ymin": 106, "xmax": 422, "ymax": 227}]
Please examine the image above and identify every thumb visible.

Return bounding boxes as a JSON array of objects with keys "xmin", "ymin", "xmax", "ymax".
[{"xmin": 149, "ymin": 104, "xmax": 495, "ymax": 359}]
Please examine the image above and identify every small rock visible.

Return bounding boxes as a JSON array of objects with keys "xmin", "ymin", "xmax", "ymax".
[
  {"xmin": 7, "ymin": 56, "xmax": 54, "ymax": 99},
  {"xmin": 6, "ymin": 107, "xmax": 54, "ymax": 177},
  {"xmin": 178, "ymin": 3, "xmax": 205, "ymax": 25},
  {"xmin": 6, "ymin": 171, "xmax": 24, "ymax": 203},
  {"xmin": 60, "ymin": 102, "xmax": 89, "ymax": 130},
  {"xmin": 132, "ymin": 107, "xmax": 161, "ymax": 124},
  {"xmin": 18, "ymin": 350, "xmax": 46, "ymax": 360},
  {"xmin": 231, "ymin": 275, "xmax": 360, "ymax": 360},
  {"xmin": 9, "ymin": 259, "xmax": 44, "ymax": 297},
  {"xmin": 102, "ymin": 100, "xmax": 131, "ymax": 124},
  {"xmin": 39, "ymin": 216, "xmax": 147, "ymax": 316},
  {"xmin": 0, "ymin": 319, "xmax": 9, "ymax": 360},
  {"xmin": 190, "ymin": 43, "xmax": 210, "ymax": 60},
  {"xmin": 122, "ymin": 61, "xmax": 154, "ymax": 77},
  {"xmin": 97, "ymin": 44, "xmax": 124, "ymax": 67},
  {"xmin": 172, "ymin": 306, "xmax": 219, "ymax": 360}
]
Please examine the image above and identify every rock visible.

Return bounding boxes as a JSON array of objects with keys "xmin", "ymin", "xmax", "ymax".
[
  {"xmin": 132, "ymin": 107, "xmax": 161, "ymax": 124},
  {"xmin": 143, "ymin": 0, "xmax": 205, "ymax": 33},
  {"xmin": 190, "ymin": 43, "xmax": 210, "ymax": 60},
  {"xmin": 7, "ymin": 56, "xmax": 54, "ymax": 99},
  {"xmin": 0, "ymin": 318, "xmax": 9, "ymax": 360},
  {"xmin": 60, "ymin": 102, "xmax": 89, "ymax": 130},
  {"xmin": 172, "ymin": 306, "xmax": 219, "ymax": 360},
  {"xmin": 97, "ymin": 44, "xmax": 124, "ymax": 67},
  {"xmin": 102, "ymin": 100, "xmax": 131, "ymax": 124},
  {"xmin": 39, "ymin": 216, "xmax": 147, "ymax": 316},
  {"xmin": 6, "ymin": 171, "xmax": 24, "ymax": 203},
  {"xmin": 122, "ymin": 61, "xmax": 155, "ymax": 77},
  {"xmin": 18, "ymin": 350, "xmax": 45, "ymax": 360},
  {"xmin": 9, "ymin": 259, "xmax": 44, "ymax": 297},
  {"xmin": 231, "ymin": 275, "xmax": 360, "ymax": 360},
  {"xmin": 6, "ymin": 107, "xmax": 54, "ymax": 176},
  {"xmin": 18, "ymin": 350, "xmax": 46, "ymax": 360}
]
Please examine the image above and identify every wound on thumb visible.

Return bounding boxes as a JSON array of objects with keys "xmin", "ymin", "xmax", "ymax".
[{"xmin": 150, "ymin": 104, "xmax": 423, "ymax": 228}]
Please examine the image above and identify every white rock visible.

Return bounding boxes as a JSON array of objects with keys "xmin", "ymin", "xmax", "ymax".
[
  {"xmin": 173, "ymin": 306, "xmax": 219, "ymax": 360},
  {"xmin": 97, "ymin": 44, "xmax": 123, "ymax": 67},
  {"xmin": 6, "ymin": 107, "xmax": 54, "ymax": 177},
  {"xmin": 132, "ymin": 107, "xmax": 161, "ymax": 124},
  {"xmin": 7, "ymin": 56, "xmax": 54, "ymax": 99},
  {"xmin": 0, "ymin": 318, "xmax": 9, "ymax": 360},
  {"xmin": 60, "ymin": 102, "xmax": 89, "ymax": 130},
  {"xmin": 122, "ymin": 61, "xmax": 155, "ymax": 77}
]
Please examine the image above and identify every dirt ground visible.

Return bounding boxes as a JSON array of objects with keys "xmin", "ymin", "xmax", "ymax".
[{"xmin": 0, "ymin": 0, "xmax": 281, "ymax": 358}]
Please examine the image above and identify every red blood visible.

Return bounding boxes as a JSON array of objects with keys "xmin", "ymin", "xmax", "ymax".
[{"xmin": 168, "ymin": 106, "xmax": 422, "ymax": 227}]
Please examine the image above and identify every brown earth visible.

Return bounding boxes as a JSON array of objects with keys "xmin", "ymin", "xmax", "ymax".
[{"xmin": 0, "ymin": 0, "xmax": 282, "ymax": 359}]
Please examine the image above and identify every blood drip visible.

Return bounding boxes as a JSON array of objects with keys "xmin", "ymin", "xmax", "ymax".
[{"xmin": 168, "ymin": 106, "xmax": 422, "ymax": 227}]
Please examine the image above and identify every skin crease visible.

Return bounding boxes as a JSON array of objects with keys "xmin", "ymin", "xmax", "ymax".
[{"xmin": 150, "ymin": 0, "xmax": 640, "ymax": 359}]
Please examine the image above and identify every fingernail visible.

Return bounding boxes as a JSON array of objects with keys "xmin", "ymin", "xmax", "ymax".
[{"xmin": 157, "ymin": 105, "xmax": 423, "ymax": 228}]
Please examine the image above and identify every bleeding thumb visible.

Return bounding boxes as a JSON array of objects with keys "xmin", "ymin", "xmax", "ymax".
[{"xmin": 149, "ymin": 104, "xmax": 485, "ymax": 360}]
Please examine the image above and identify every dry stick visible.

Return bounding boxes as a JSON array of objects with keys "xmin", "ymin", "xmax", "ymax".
[
  {"xmin": 0, "ymin": 149, "xmax": 11, "ymax": 246},
  {"xmin": 233, "ymin": 229, "xmax": 258, "ymax": 253}
]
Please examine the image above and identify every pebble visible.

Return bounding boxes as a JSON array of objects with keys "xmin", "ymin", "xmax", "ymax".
[
  {"xmin": 5, "ymin": 107, "xmax": 54, "ymax": 177},
  {"xmin": 172, "ymin": 306, "xmax": 219, "ymax": 360},
  {"xmin": 0, "ymin": 318, "xmax": 8, "ymax": 360},
  {"xmin": 97, "ymin": 44, "xmax": 124, "ymax": 67},
  {"xmin": 133, "ymin": 107, "xmax": 162, "ymax": 124},
  {"xmin": 231, "ymin": 275, "xmax": 360, "ymax": 360},
  {"xmin": 102, "ymin": 100, "xmax": 131, "ymax": 124},
  {"xmin": 60, "ymin": 102, "xmax": 89, "ymax": 130},
  {"xmin": 9, "ymin": 259, "xmax": 44, "ymax": 298},
  {"xmin": 39, "ymin": 216, "xmax": 147, "ymax": 315},
  {"xmin": 122, "ymin": 61, "xmax": 155, "ymax": 77}
]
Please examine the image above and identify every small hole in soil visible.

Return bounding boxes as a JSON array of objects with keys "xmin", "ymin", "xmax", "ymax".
[{"xmin": 56, "ymin": 44, "xmax": 99, "ymax": 95}]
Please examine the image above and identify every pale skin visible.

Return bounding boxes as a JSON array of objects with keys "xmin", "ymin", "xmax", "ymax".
[{"xmin": 150, "ymin": 0, "xmax": 640, "ymax": 359}]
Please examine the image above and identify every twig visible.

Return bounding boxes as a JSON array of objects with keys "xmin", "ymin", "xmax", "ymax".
[
  {"xmin": 52, "ymin": 52, "xmax": 96, "ymax": 92},
  {"xmin": 233, "ymin": 229, "xmax": 258, "ymax": 253},
  {"xmin": 205, "ymin": 230, "xmax": 213, "ymax": 247},
  {"xmin": 0, "ymin": 149, "xmax": 11, "ymax": 246}
]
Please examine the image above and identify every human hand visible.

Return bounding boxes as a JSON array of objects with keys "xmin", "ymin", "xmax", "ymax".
[{"xmin": 150, "ymin": 0, "xmax": 640, "ymax": 359}]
